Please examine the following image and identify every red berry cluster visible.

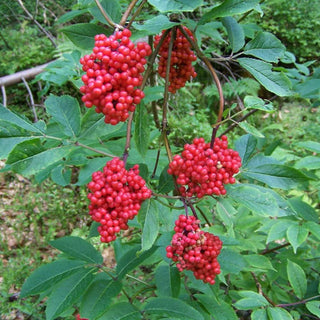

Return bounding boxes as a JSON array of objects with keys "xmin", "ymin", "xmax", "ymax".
[
  {"xmin": 168, "ymin": 136, "xmax": 241, "ymax": 198},
  {"xmin": 166, "ymin": 215, "xmax": 222, "ymax": 285},
  {"xmin": 87, "ymin": 157, "xmax": 152, "ymax": 243},
  {"xmin": 154, "ymin": 27, "xmax": 197, "ymax": 93},
  {"xmin": 76, "ymin": 315, "xmax": 88, "ymax": 320},
  {"xmin": 80, "ymin": 29, "xmax": 152, "ymax": 125}
]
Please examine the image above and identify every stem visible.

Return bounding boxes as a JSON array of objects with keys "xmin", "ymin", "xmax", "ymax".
[
  {"xmin": 1, "ymin": 86, "xmax": 7, "ymax": 107},
  {"xmin": 74, "ymin": 141, "xmax": 116, "ymax": 158},
  {"xmin": 177, "ymin": 26, "xmax": 224, "ymax": 148},
  {"xmin": 127, "ymin": 0, "xmax": 148, "ymax": 28},
  {"xmin": 93, "ymin": 0, "xmax": 119, "ymax": 28},
  {"xmin": 196, "ymin": 205, "xmax": 212, "ymax": 226},
  {"xmin": 119, "ymin": 0, "xmax": 140, "ymax": 26},
  {"xmin": 261, "ymin": 242, "xmax": 290, "ymax": 255},
  {"xmin": 122, "ymin": 112, "xmax": 134, "ymax": 165},
  {"xmin": 150, "ymin": 148, "xmax": 160, "ymax": 178},
  {"xmin": 152, "ymin": 192, "xmax": 182, "ymax": 200},
  {"xmin": 251, "ymin": 272, "xmax": 276, "ymax": 306},
  {"xmin": 21, "ymin": 77, "xmax": 38, "ymax": 122},
  {"xmin": 277, "ymin": 295, "xmax": 320, "ymax": 308},
  {"xmin": 126, "ymin": 274, "xmax": 154, "ymax": 288}
]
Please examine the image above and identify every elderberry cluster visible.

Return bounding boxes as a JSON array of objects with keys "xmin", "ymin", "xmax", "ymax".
[
  {"xmin": 80, "ymin": 29, "xmax": 152, "ymax": 125},
  {"xmin": 168, "ymin": 136, "xmax": 242, "ymax": 198},
  {"xmin": 75, "ymin": 315, "xmax": 88, "ymax": 320},
  {"xmin": 87, "ymin": 157, "xmax": 152, "ymax": 243},
  {"xmin": 154, "ymin": 26, "xmax": 197, "ymax": 93},
  {"xmin": 166, "ymin": 215, "xmax": 222, "ymax": 285}
]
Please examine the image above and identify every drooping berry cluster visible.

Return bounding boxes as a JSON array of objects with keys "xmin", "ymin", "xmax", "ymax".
[
  {"xmin": 87, "ymin": 157, "xmax": 152, "ymax": 243},
  {"xmin": 168, "ymin": 136, "xmax": 242, "ymax": 198},
  {"xmin": 154, "ymin": 27, "xmax": 197, "ymax": 93},
  {"xmin": 166, "ymin": 215, "xmax": 222, "ymax": 285},
  {"xmin": 80, "ymin": 29, "xmax": 152, "ymax": 125}
]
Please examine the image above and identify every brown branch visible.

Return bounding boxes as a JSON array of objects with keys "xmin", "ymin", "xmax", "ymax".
[
  {"xmin": 261, "ymin": 242, "xmax": 290, "ymax": 255},
  {"xmin": 119, "ymin": 0, "xmax": 140, "ymax": 26},
  {"xmin": 126, "ymin": 0, "xmax": 148, "ymax": 29},
  {"xmin": 251, "ymin": 272, "xmax": 276, "ymax": 306},
  {"xmin": 277, "ymin": 295, "xmax": 320, "ymax": 308}
]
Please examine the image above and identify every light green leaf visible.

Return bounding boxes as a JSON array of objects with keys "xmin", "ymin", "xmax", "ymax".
[
  {"xmin": 234, "ymin": 134, "xmax": 257, "ymax": 166},
  {"xmin": 267, "ymin": 220, "xmax": 295, "ymax": 243},
  {"xmin": 97, "ymin": 302, "xmax": 141, "ymax": 320},
  {"xmin": 238, "ymin": 121, "xmax": 265, "ymax": 138},
  {"xmin": 45, "ymin": 95, "xmax": 81, "ymax": 138},
  {"xmin": 244, "ymin": 255, "xmax": 276, "ymax": 271},
  {"xmin": 295, "ymin": 156, "xmax": 320, "ymax": 170},
  {"xmin": 286, "ymin": 223, "xmax": 309, "ymax": 253},
  {"xmin": 244, "ymin": 96, "xmax": 274, "ymax": 112},
  {"xmin": 218, "ymin": 248, "xmax": 248, "ymax": 274},
  {"xmin": 243, "ymin": 32, "xmax": 286, "ymax": 63},
  {"xmin": 143, "ymin": 86, "xmax": 165, "ymax": 103},
  {"xmin": 251, "ymin": 309, "xmax": 268, "ymax": 320},
  {"xmin": 155, "ymin": 263, "xmax": 180, "ymax": 298},
  {"xmin": 61, "ymin": 23, "xmax": 110, "ymax": 49},
  {"xmin": 306, "ymin": 301, "xmax": 320, "ymax": 318},
  {"xmin": 296, "ymin": 140, "xmax": 320, "ymax": 153},
  {"xmin": 287, "ymin": 260, "xmax": 307, "ymax": 299},
  {"xmin": 234, "ymin": 291, "xmax": 269, "ymax": 310},
  {"xmin": 237, "ymin": 58, "xmax": 292, "ymax": 96},
  {"xmin": 305, "ymin": 221, "xmax": 320, "ymax": 240},
  {"xmin": 134, "ymin": 103, "xmax": 150, "ymax": 157},
  {"xmin": 89, "ymin": 0, "xmax": 121, "ymax": 24},
  {"xmin": 20, "ymin": 260, "xmax": 86, "ymax": 297},
  {"xmin": 222, "ymin": 16, "xmax": 244, "ymax": 52},
  {"xmin": 46, "ymin": 268, "xmax": 95, "ymax": 320},
  {"xmin": 148, "ymin": 0, "xmax": 203, "ymax": 13},
  {"xmin": 267, "ymin": 307, "xmax": 294, "ymax": 320},
  {"xmin": 133, "ymin": 15, "xmax": 179, "ymax": 35},
  {"xmin": 81, "ymin": 273, "xmax": 122, "ymax": 319},
  {"xmin": 50, "ymin": 236, "xmax": 103, "ymax": 264},
  {"xmin": 144, "ymin": 297, "xmax": 204, "ymax": 320}
]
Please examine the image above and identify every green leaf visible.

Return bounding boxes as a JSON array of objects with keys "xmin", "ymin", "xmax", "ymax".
[
  {"xmin": 0, "ymin": 104, "xmax": 44, "ymax": 134},
  {"xmin": 237, "ymin": 58, "xmax": 292, "ymax": 96},
  {"xmin": 133, "ymin": 15, "xmax": 179, "ymax": 35},
  {"xmin": 89, "ymin": 0, "xmax": 121, "ymax": 24},
  {"xmin": 116, "ymin": 245, "xmax": 157, "ymax": 280},
  {"xmin": 61, "ymin": 23, "xmax": 110, "ymax": 49},
  {"xmin": 158, "ymin": 165, "xmax": 175, "ymax": 193},
  {"xmin": 242, "ymin": 164, "xmax": 310, "ymax": 189},
  {"xmin": 218, "ymin": 248, "xmax": 248, "ymax": 274},
  {"xmin": 244, "ymin": 254, "xmax": 276, "ymax": 271},
  {"xmin": 144, "ymin": 297, "xmax": 204, "ymax": 320},
  {"xmin": 195, "ymin": 295, "xmax": 238, "ymax": 320},
  {"xmin": 222, "ymin": 16, "xmax": 244, "ymax": 53},
  {"xmin": 251, "ymin": 309, "xmax": 268, "ymax": 320},
  {"xmin": 147, "ymin": 0, "xmax": 203, "ymax": 13},
  {"xmin": 286, "ymin": 223, "xmax": 309, "ymax": 253},
  {"xmin": 143, "ymin": 86, "xmax": 165, "ymax": 104},
  {"xmin": 235, "ymin": 134, "xmax": 257, "ymax": 166},
  {"xmin": 155, "ymin": 263, "xmax": 180, "ymax": 298},
  {"xmin": 6, "ymin": 139, "xmax": 73, "ymax": 176},
  {"xmin": 45, "ymin": 95, "xmax": 81, "ymax": 138},
  {"xmin": 97, "ymin": 302, "xmax": 141, "ymax": 320},
  {"xmin": 227, "ymin": 184, "xmax": 279, "ymax": 216},
  {"xmin": 287, "ymin": 260, "xmax": 307, "ymax": 299},
  {"xmin": 243, "ymin": 32, "xmax": 286, "ymax": 63},
  {"xmin": 288, "ymin": 197, "xmax": 319, "ymax": 222},
  {"xmin": 234, "ymin": 291, "xmax": 269, "ymax": 310},
  {"xmin": 51, "ymin": 164, "xmax": 72, "ymax": 186},
  {"xmin": 134, "ymin": 103, "xmax": 150, "ymax": 157},
  {"xmin": 140, "ymin": 199, "xmax": 159, "ymax": 252},
  {"xmin": 296, "ymin": 140, "xmax": 320, "ymax": 153},
  {"xmin": 50, "ymin": 236, "xmax": 103, "ymax": 264},
  {"xmin": 305, "ymin": 221, "xmax": 320, "ymax": 240},
  {"xmin": 244, "ymin": 96, "xmax": 274, "ymax": 112},
  {"xmin": 46, "ymin": 267, "xmax": 95, "ymax": 320},
  {"xmin": 267, "ymin": 220, "xmax": 294, "ymax": 243},
  {"xmin": 295, "ymin": 156, "xmax": 320, "ymax": 170},
  {"xmin": 200, "ymin": 0, "xmax": 260, "ymax": 24},
  {"xmin": 81, "ymin": 273, "xmax": 122, "ymax": 319},
  {"xmin": 57, "ymin": 9, "xmax": 88, "ymax": 24},
  {"xmin": 238, "ymin": 121, "xmax": 265, "ymax": 138},
  {"xmin": 20, "ymin": 260, "xmax": 86, "ymax": 297},
  {"xmin": 306, "ymin": 301, "xmax": 320, "ymax": 318},
  {"xmin": 267, "ymin": 307, "xmax": 294, "ymax": 320}
]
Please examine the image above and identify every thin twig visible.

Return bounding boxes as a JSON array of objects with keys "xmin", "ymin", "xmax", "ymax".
[
  {"xmin": 93, "ymin": 0, "xmax": 119, "ymax": 28},
  {"xmin": 119, "ymin": 0, "xmax": 140, "ymax": 26},
  {"xmin": 1, "ymin": 86, "xmax": 7, "ymax": 107},
  {"xmin": 74, "ymin": 141, "xmax": 116, "ymax": 158},
  {"xmin": 21, "ymin": 77, "xmax": 38, "ymax": 122},
  {"xmin": 122, "ymin": 112, "xmax": 134, "ymax": 165},
  {"xmin": 127, "ymin": 0, "xmax": 148, "ymax": 28},
  {"xmin": 196, "ymin": 205, "xmax": 212, "ymax": 226},
  {"xmin": 261, "ymin": 242, "xmax": 290, "ymax": 255},
  {"xmin": 251, "ymin": 272, "xmax": 276, "ymax": 306},
  {"xmin": 277, "ymin": 295, "xmax": 320, "ymax": 308}
]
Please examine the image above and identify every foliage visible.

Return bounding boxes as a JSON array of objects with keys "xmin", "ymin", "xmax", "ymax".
[{"xmin": 1, "ymin": 1, "xmax": 320, "ymax": 320}]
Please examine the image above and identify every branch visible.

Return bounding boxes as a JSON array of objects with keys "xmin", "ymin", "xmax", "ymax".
[
  {"xmin": 1, "ymin": 86, "xmax": 7, "ymax": 107},
  {"xmin": 251, "ymin": 272, "xmax": 276, "ymax": 306},
  {"xmin": 261, "ymin": 242, "xmax": 290, "ymax": 255},
  {"xmin": 277, "ymin": 295, "xmax": 320, "ymax": 308},
  {"xmin": 21, "ymin": 77, "xmax": 38, "ymax": 122},
  {"xmin": 119, "ymin": 0, "xmax": 140, "ymax": 26},
  {"xmin": 93, "ymin": 0, "xmax": 119, "ymax": 29},
  {"xmin": 127, "ymin": 0, "xmax": 148, "ymax": 28}
]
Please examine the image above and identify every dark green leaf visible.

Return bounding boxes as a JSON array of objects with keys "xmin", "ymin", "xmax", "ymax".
[
  {"xmin": 243, "ymin": 32, "xmax": 285, "ymax": 63},
  {"xmin": 133, "ymin": 15, "xmax": 179, "ymax": 35},
  {"xmin": 200, "ymin": 0, "xmax": 260, "ymax": 24},
  {"xmin": 242, "ymin": 164, "xmax": 310, "ymax": 189},
  {"xmin": 287, "ymin": 260, "xmax": 307, "ymax": 299},
  {"xmin": 144, "ymin": 297, "xmax": 204, "ymax": 320},
  {"xmin": 305, "ymin": 221, "xmax": 320, "ymax": 241},
  {"xmin": 20, "ymin": 260, "xmax": 86, "ymax": 297},
  {"xmin": 143, "ymin": 86, "xmax": 165, "ymax": 104},
  {"xmin": 237, "ymin": 58, "xmax": 292, "ymax": 96},
  {"xmin": 286, "ymin": 223, "xmax": 308, "ymax": 253},
  {"xmin": 158, "ymin": 165, "xmax": 175, "ymax": 193},
  {"xmin": 57, "ymin": 9, "xmax": 88, "ymax": 24},
  {"xmin": 45, "ymin": 95, "xmax": 81, "ymax": 138},
  {"xmin": 238, "ymin": 121, "xmax": 265, "ymax": 138},
  {"xmin": 81, "ymin": 273, "xmax": 122, "ymax": 319},
  {"xmin": 50, "ymin": 236, "xmax": 103, "ymax": 264},
  {"xmin": 46, "ymin": 268, "xmax": 95, "ymax": 320},
  {"xmin": 89, "ymin": 221, "xmax": 100, "ymax": 238},
  {"xmin": 97, "ymin": 302, "xmax": 141, "ymax": 320},
  {"xmin": 244, "ymin": 254, "xmax": 276, "ymax": 271},
  {"xmin": 6, "ymin": 139, "xmax": 74, "ymax": 176},
  {"xmin": 306, "ymin": 301, "xmax": 320, "ymax": 318},
  {"xmin": 234, "ymin": 291, "xmax": 269, "ymax": 310},
  {"xmin": 89, "ymin": 0, "xmax": 121, "ymax": 24},
  {"xmin": 61, "ymin": 23, "xmax": 110, "ymax": 49},
  {"xmin": 148, "ymin": 0, "xmax": 203, "ymax": 13},
  {"xmin": 251, "ymin": 309, "xmax": 268, "ymax": 320},
  {"xmin": 267, "ymin": 307, "xmax": 294, "ymax": 320},
  {"xmin": 155, "ymin": 263, "xmax": 180, "ymax": 298},
  {"xmin": 234, "ymin": 134, "xmax": 257, "ymax": 166},
  {"xmin": 222, "ymin": 16, "xmax": 244, "ymax": 52},
  {"xmin": 134, "ymin": 103, "xmax": 150, "ymax": 157},
  {"xmin": 51, "ymin": 164, "xmax": 72, "ymax": 186},
  {"xmin": 218, "ymin": 248, "xmax": 248, "ymax": 274}
]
